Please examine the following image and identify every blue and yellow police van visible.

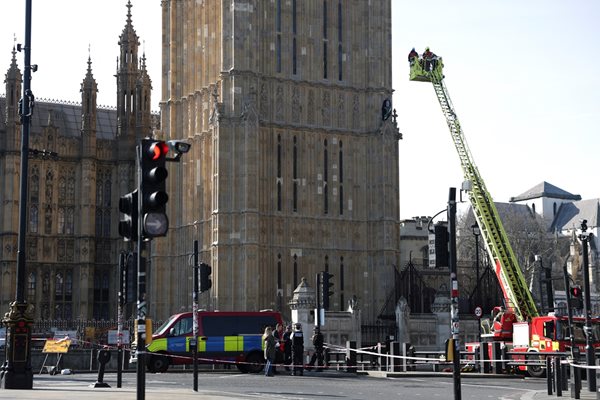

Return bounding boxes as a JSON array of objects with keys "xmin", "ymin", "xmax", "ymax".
[{"xmin": 142, "ymin": 310, "xmax": 283, "ymax": 373}]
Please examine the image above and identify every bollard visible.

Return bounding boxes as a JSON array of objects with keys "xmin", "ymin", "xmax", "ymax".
[
  {"xmin": 554, "ymin": 357, "xmax": 562, "ymax": 397},
  {"xmin": 546, "ymin": 357, "xmax": 563, "ymax": 397},
  {"xmin": 561, "ymin": 362, "xmax": 568, "ymax": 391},
  {"xmin": 388, "ymin": 342, "xmax": 400, "ymax": 372},
  {"xmin": 571, "ymin": 364, "xmax": 581, "ymax": 399},
  {"xmin": 90, "ymin": 349, "xmax": 112, "ymax": 388},
  {"xmin": 547, "ymin": 357, "xmax": 553, "ymax": 395},
  {"xmin": 492, "ymin": 342, "xmax": 503, "ymax": 374},
  {"xmin": 345, "ymin": 341, "xmax": 357, "ymax": 373},
  {"xmin": 479, "ymin": 342, "xmax": 490, "ymax": 373}
]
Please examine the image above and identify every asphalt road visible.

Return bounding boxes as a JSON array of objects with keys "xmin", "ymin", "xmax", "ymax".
[{"xmin": 0, "ymin": 370, "xmax": 563, "ymax": 400}]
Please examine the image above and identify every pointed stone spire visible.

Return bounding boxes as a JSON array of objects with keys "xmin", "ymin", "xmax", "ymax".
[
  {"xmin": 5, "ymin": 44, "xmax": 22, "ymax": 83},
  {"xmin": 5, "ymin": 43, "xmax": 23, "ymax": 126},
  {"xmin": 81, "ymin": 53, "xmax": 98, "ymax": 136}
]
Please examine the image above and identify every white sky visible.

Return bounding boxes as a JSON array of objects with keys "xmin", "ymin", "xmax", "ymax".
[{"xmin": 1, "ymin": 1, "xmax": 598, "ymax": 220}]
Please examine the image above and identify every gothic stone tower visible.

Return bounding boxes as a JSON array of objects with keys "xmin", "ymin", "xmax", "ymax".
[{"xmin": 155, "ymin": 0, "xmax": 400, "ymax": 323}]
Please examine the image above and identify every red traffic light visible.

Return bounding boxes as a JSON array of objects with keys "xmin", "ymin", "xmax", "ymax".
[
  {"xmin": 148, "ymin": 141, "xmax": 169, "ymax": 161},
  {"xmin": 571, "ymin": 286, "xmax": 582, "ymax": 297}
]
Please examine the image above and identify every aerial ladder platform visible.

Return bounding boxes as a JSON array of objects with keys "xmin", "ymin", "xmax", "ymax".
[{"xmin": 409, "ymin": 54, "xmax": 539, "ymax": 323}]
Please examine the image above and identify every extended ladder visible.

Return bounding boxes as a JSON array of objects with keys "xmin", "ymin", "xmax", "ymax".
[{"xmin": 409, "ymin": 57, "xmax": 539, "ymax": 322}]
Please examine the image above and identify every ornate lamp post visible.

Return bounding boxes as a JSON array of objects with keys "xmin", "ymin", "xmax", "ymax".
[{"xmin": 1, "ymin": 0, "xmax": 35, "ymax": 390}]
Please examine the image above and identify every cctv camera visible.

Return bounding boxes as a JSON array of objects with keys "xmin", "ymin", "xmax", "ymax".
[
  {"xmin": 165, "ymin": 140, "xmax": 191, "ymax": 161},
  {"xmin": 167, "ymin": 140, "xmax": 191, "ymax": 155}
]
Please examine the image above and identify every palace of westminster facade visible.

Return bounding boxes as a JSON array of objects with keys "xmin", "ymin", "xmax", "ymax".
[{"xmin": 0, "ymin": 1, "xmax": 401, "ymax": 324}]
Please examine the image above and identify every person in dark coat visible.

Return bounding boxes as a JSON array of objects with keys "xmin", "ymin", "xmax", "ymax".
[
  {"xmin": 308, "ymin": 326, "xmax": 325, "ymax": 371},
  {"xmin": 272, "ymin": 323, "xmax": 284, "ymax": 374},
  {"xmin": 422, "ymin": 47, "xmax": 438, "ymax": 72},
  {"xmin": 290, "ymin": 323, "xmax": 304, "ymax": 376},
  {"xmin": 262, "ymin": 326, "xmax": 276, "ymax": 377},
  {"xmin": 282, "ymin": 324, "xmax": 293, "ymax": 371},
  {"xmin": 408, "ymin": 47, "xmax": 419, "ymax": 66}
]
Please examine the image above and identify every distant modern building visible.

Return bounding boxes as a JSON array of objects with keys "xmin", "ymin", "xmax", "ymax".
[{"xmin": 509, "ymin": 181, "xmax": 582, "ymax": 224}]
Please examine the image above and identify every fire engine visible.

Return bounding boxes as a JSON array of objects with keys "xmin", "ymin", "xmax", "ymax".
[{"xmin": 409, "ymin": 51, "xmax": 600, "ymax": 376}]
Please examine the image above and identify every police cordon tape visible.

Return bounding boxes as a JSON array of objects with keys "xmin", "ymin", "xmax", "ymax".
[{"xmin": 36, "ymin": 337, "xmax": 600, "ymax": 372}]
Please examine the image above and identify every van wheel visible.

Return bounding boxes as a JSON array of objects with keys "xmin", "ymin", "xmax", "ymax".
[
  {"xmin": 147, "ymin": 354, "xmax": 169, "ymax": 373},
  {"xmin": 244, "ymin": 352, "xmax": 265, "ymax": 374}
]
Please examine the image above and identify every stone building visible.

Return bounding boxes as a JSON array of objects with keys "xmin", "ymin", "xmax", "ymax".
[
  {"xmin": 0, "ymin": 2, "xmax": 152, "ymax": 320},
  {"xmin": 153, "ymin": 0, "xmax": 401, "ymax": 323}
]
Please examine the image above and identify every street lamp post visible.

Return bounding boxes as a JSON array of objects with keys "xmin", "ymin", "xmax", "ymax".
[
  {"xmin": 579, "ymin": 220, "xmax": 596, "ymax": 392},
  {"xmin": 1, "ymin": 0, "xmax": 35, "ymax": 390},
  {"xmin": 471, "ymin": 224, "xmax": 480, "ymax": 340}
]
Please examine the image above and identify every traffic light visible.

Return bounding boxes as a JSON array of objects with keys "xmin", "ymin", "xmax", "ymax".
[
  {"xmin": 429, "ymin": 223, "xmax": 449, "ymax": 267},
  {"xmin": 321, "ymin": 271, "xmax": 334, "ymax": 310},
  {"xmin": 570, "ymin": 286, "xmax": 584, "ymax": 309},
  {"xmin": 199, "ymin": 262, "xmax": 212, "ymax": 293},
  {"xmin": 118, "ymin": 190, "xmax": 138, "ymax": 241},
  {"xmin": 140, "ymin": 139, "xmax": 169, "ymax": 239}
]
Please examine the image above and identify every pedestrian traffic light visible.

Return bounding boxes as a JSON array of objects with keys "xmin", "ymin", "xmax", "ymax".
[
  {"xmin": 199, "ymin": 262, "xmax": 212, "ymax": 293},
  {"xmin": 321, "ymin": 271, "xmax": 334, "ymax": 310},
  {"xmin": 140, "ymin": 139, "xmax": 169, "ymax": 239},
  {"xmin": 570, "ymin": 286, "xmax": 584, "ymax": 309},
  {"xmin": 118, "ymin": 190, "xmax": 138, "ymax": 241}
]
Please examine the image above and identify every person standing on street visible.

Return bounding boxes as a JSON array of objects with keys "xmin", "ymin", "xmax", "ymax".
[
  {"xmin": 262, "ymin": 326, "xmax": 276, "ymax": 377},
  {"xmin": 290, "ymin": 323, "xmax": 304, "ymax": 376},
  {"xmin": 272, "ymin": 323, "xmax": 284, "ymax": 374},
  {"xmin": 283, "ymin": 324, "xmax": 293, "ymax": 371},
  {"xmin": 308, "ymin": 326, "xmax": 325, "ymax": 371}
]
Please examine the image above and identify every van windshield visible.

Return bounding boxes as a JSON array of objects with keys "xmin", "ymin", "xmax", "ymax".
[{"xmin": 154, "ymin": 315, "xmax": 179, "ymax": 336}]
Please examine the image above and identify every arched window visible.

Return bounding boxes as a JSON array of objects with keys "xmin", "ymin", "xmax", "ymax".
[
  {"xmin": 293, "ymin": 254, "xmax": 298, "ymax": 288},
  {"xmin": 30, "ymin": 167, "xmax": 40, "ymax": 203},
  {"xmin": 45, "ymin": 205, "xmax": 52, "ymax": 234},
  {"xmin": 58, "ymin": 208, "xmax": 65, "ymax": 234},
  {"xmin": 27, "ymin": 272, "xmax": 36, "ymax": 302},
  {"xmin": 29, "ymin": 205, "xmax": 38, "ymax": 233},
  {"xmin": 323, "ymin": 139, "xmax": 328, "ymax": 214}
]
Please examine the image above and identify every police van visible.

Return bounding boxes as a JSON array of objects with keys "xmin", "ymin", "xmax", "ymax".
[{"xmin": 143, "ymin": 310, "xmax": 283, "ymax": 373}]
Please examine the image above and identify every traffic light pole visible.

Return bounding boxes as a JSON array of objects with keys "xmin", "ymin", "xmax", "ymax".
[
  {"xmin": 315, "ymin": 273, "xmax": 321, "ymax": 329},
  {"xmin": 562, "ymin": 260, "xmax": 576, "ymax": 358},
  {"xmin": 448, "ymin": 188, "xmax": 461, "ymax": 400},
  {"xmin": 136, "ymin": 144, "xmax": 147, "ymax": 400},
  {"xmin": 579, "ymin": 221, "xmax": 595, "ymax": 392},
  {"xmin": 191, "ymin": 240, "xmax": 199, "ymax": 392},
  {"xmin": 117, "ymin": 251, "xmax": 126, "ymax": 388}
]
